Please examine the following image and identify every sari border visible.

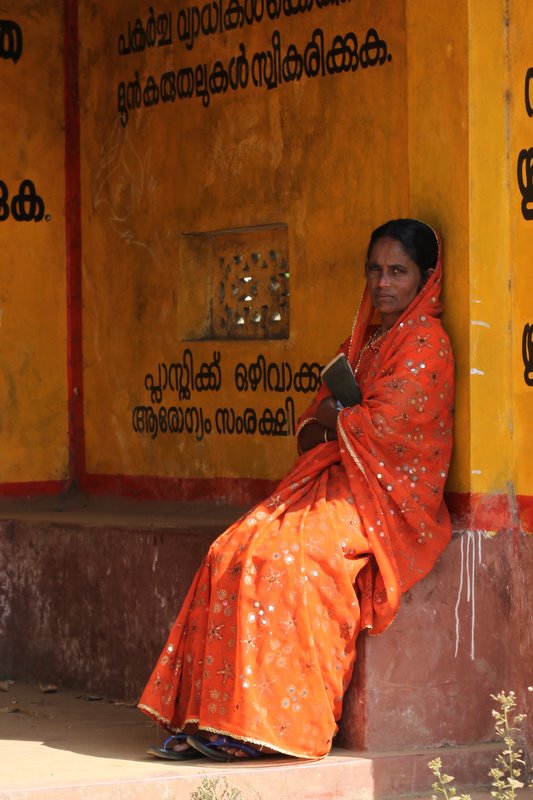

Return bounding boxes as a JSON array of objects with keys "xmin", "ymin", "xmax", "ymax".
[
  {"xmin": 338, "ymin": 418, "xmax": 367, "ymax": 477},
  {"xmin": 137, "ymin": 703, "xmax": 327, "ymax": 759}
]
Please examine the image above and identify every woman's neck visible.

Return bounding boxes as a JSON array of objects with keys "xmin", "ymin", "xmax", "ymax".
[{"xmin": 379, "ymin": 313, "xmax": 400, "ymax": 332}]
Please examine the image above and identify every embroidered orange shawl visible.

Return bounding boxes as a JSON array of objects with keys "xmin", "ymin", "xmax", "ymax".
[
  {"xmin": 289, "ymin": 236, "xmax": 454, "ymax": 633},
  {"xmin": 138, "ymin": 241, "xmax": 454, "ymax": 759}
]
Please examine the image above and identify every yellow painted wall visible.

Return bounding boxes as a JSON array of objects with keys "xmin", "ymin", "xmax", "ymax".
[
  {"xmin": 465, "ymin": 0, "xmax": 513, "ymax": 498},
  {"xmin": 510, "ymin": 0, "xmax": 533, "ymax": 512},
  {"xmin": 1, "ymin": 0, "xmax": 532, "ymax": 520},
  {"xmin": 79, "ymin": 0, "xmax": 473, "ymax": 484},
  {"xmin": 0, "ymin": 2, "xmax": 68, "ymax": 483},
  {"xmin": 405, "ymin": 0, "xmax": 469, "ymax": 493},
  {"xmin": 444, "ymin": 0, "xmax": 533, "ymax": 521}
]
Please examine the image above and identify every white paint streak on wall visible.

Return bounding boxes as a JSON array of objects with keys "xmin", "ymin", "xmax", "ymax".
[
  {"xmin": 471, "ymin": 320, "xmax": 490, "ymax": 328},
  {"xmin": 454, "ymin": 531, "xmax": 483, "ymax": 660},
  {"xmin": 454, "ymin": 536, "xmax": 465, "ymax": 658},
  {"xmin": 152, "ymin": 548, "xmax": 167, "ymax": 608},
  {"xmin": 471, "ymin": 469, "xmax": 482, "ymax": 475},
  {"xmin": 0, "ymin": 571, "xmax": 10, "ymax": 636},
  {"xmin": 470, "ymin": 368, "xmax": 485, "ymax": 375},
  {"xmin": 468, "ymin": 533, "xmax": 476, "ymax": 659}
]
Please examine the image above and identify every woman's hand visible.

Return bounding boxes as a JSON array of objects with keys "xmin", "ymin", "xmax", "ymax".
[
  {"xmin": 297, "ymin": 397, "xmax": 340, "ymax": 453},
  {"xmin": 316, "ymin": 397, "xmax": 339, "ymax": 433}
]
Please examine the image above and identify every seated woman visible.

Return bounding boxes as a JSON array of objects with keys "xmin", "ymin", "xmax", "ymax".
[{"xmin": 139, "ymin": 218, "xmax": 454, "ymax": 762}]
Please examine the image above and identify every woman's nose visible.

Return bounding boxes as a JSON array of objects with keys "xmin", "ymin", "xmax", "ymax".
[{"xmin": 377, "ymin": 269, "xmax": 391, "ymax": 286}]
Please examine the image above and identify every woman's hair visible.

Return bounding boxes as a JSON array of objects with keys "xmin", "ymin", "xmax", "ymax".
[{"xmin": 366, "ymin": 218, "xmax": 439, "ymax": 276}]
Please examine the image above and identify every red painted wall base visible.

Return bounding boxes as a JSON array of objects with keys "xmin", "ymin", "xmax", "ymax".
[{"xmin": 1, "ymin": 475, "xmax": 532, "ymax": 534}]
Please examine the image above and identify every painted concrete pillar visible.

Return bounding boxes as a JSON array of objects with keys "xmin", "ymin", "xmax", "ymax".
[{"xmin": 0, "ymin": 3, "xmax": 69, "ymax": 489}]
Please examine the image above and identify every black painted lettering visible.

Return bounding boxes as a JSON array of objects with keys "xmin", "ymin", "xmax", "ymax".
[
  {"xmin": 146, "ymin": 7, "xmax": 157, "ymax": 48},
  {"xmin": 160, "ymin": 70, "xmax": 177, "ymax": 103},
  {"xmin": 157, "ymin": 11, "xmax": 173, "ymax": 46},
  {"xmin": 0, "ymin": 181, "xmax": 9, "ymax": 221},
  {"xmin": 525, "ymin": 67, "xmax": 533, "ymax": 118},
  {"xmin": 0, "ymin": 19, "xmax": 23, "ymax": 63},
  {"xmin": 116, "ymin": 25, "xmax": 391, "ymax": 119},
  {"xmin": 10, "ymin": 180, "xmax": 45, "ymax": 222},
  {"xmin": 359, "ymin": 27, "xmax": 388, "ymax": 68},
  {"xmin": 143, "ymin": 75, "xmax": 160, "ymax": 107},
  {"xmin": 118, "ymin": 81, "xmax": 128, "ymax": 126},
  {"xmin": 517, "ymin": 147, "xmax": 533, "ymax": 221},
  {"xmin": 523, "ymin": 324, "xmax": 533, "ymax": 387}
]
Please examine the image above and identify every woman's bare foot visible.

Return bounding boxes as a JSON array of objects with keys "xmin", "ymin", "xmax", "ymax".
[
  {"xmin": 167, "ymin": 739, "xmax": 193, "ymax": 753},
  {"xmin": 186, "ymin": 732, "xmax": 278, "ymax": 761},
  {"xmin": 146, "ymin": 733, "xmax": 201, "ymax": 760},
  {"xmin": 164, "ymin": 723, "xmax": 200, "ymax": 752},
  {"xmin": 208, "ymin": 734, "xmax": 249, "ymax": 758},
  {"xmin": 207, "ymin": 734, "xmax": 277, "ymax": 758}
]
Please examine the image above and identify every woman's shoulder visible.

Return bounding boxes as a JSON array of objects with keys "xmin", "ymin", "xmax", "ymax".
[
  {"xmin": 340, "ymin": 325, "xmax": 381, "ymax": 355},
  {"xmin": 400, "ymin": 313, "xmax": 450, "ymax": 340},
  {"xmin": 395, "ymin": 314, "xmax": 454, "ymax": 361}
]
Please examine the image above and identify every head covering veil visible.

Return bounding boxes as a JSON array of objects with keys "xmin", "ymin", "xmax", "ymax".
[
  {"xmin": 346, "ymin": 224, "xmax": 443, "ymax": 368},
  {"xmin": 291, "ymin": 221, "xmax": 453, "ymax": 634}
]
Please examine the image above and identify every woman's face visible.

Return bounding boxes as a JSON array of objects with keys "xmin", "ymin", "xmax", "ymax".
[{"xmin": 365, "ymin": 236, "xmax": 430, "ymax": 329}]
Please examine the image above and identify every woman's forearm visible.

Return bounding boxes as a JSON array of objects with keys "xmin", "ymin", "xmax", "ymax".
[
  {"xmin": 298, "ymin": 421, "xmax": 338, "ymax": 452},
  {"xmin": 316, "ymin": 398, "xmax": 340, "ymax": 431}
]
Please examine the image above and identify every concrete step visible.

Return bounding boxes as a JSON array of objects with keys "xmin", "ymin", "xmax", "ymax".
[
  {"xmin": 0, "ymin": 682, "xmax": 506, "ymax": 800},
  {"xmin": 3, "ymin": 496, "xmax": 533, "ymax": 760}
]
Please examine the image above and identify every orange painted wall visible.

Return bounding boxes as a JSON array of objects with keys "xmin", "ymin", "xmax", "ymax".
[
  {"xmin": 1, "ymin": 0, "xmax": 533, "ymax": 534},
  {"xmin": 510, "ymin": 0, "xmax": 533, "ymax": 531},
  {"xmin": 78, "ymin": 0, "xmax": 454, "ymax": 486},
  {"xmin": 0, "ymin": 2, "xmax": 68, "ymax": 484},
  {"xmin": 405, "ymin": 0, "xmax": 469, "ymax": 494}
]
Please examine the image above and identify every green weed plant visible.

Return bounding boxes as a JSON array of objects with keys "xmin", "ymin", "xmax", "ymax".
[{"xmin": 429, "ymin": 689, "xmax": 532, "ymax": 800}]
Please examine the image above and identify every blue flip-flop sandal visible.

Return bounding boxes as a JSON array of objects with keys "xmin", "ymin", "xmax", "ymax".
[
  {"xmin": 186, "ymin": 734, "xmax": 268, "ymax": 762},
  {"xmin": 147, "ymin": 733, "xmax": 205, "ymax": 760}
]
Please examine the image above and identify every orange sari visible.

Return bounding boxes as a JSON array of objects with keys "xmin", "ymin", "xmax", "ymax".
[{"xmin": 138, "ymin": 245, "xmax": 454, "ymax": 759}]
